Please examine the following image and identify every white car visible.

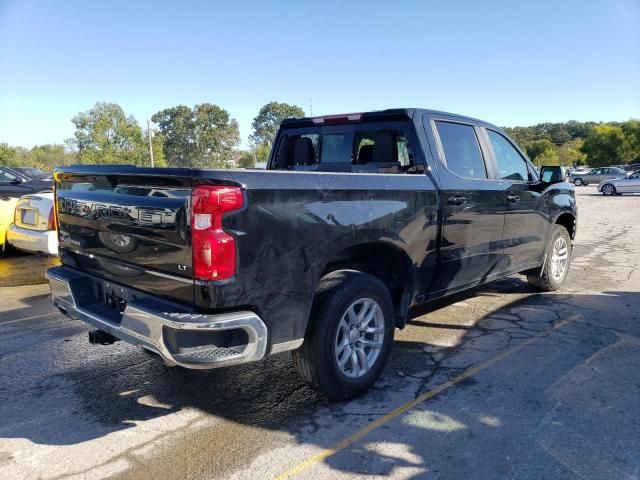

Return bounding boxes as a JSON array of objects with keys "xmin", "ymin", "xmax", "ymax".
[
  {"xmin": 7, "ymin": 192, "xmax": 58, "ymax": 255},
  {"xmin": 571, "ymin": 167, "xmax": 591, "ymax": 174},
  {"xmin": 598, "ymin": 171, "xmax": 640, "ymax": 196}
]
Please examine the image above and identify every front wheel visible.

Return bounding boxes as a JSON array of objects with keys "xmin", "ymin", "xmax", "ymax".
[
  {"xmin": 293, "ymin": 270, "xmax": 394, "ymax": 401},
  {"xmin": 573, "ymin": 178, "xmax": 583, "ymax": 186},
  {"xmin": 527, "ymin": 225, "xmax": 572, "ymax": 291},
  {"xmin": 601, "ymin": 184, "xmax": 616, "ymax": 196}
]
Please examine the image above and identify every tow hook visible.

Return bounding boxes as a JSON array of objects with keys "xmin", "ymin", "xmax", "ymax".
[{"xmin": 88, "ymin": 330, "xmax": 119, "ymax": 345}]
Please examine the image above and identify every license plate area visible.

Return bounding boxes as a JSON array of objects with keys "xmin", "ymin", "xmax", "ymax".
[
  {"xmin": 21, "ymin": 209, "xmax": 37, "ymax": 226},
  {"xmin": 105, "ymin": 291, "xmax": 127, "ymax": 314}
]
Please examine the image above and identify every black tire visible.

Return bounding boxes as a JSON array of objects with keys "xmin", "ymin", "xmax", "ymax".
[
  {"xmin": 573, "ymin": 178, "xmax": 583, "ymax": 186},
  {"xmin": 601, "ymin": 184, "xmax": 616, "ymax": 196},
  {"xmin": 527, "ymin": 225, "xmax": 572, "ymax": 291},
  {"xmin": 293, "ymin": 270, "xmax": 395, "ymax": 401}
]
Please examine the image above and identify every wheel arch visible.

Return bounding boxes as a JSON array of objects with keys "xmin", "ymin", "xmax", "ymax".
[
  {"xmin": 317, "ymin": 241, "xmax": 415, "ymax": 329},
  {"xmin": 553, "ymin": 211, "xmax": 577, "ymax": 240}
]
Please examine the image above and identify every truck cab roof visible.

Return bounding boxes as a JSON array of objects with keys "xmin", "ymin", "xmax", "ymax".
[{"xmin": 280, "ymin": 108, "xmax": 498, "ymax": 130}]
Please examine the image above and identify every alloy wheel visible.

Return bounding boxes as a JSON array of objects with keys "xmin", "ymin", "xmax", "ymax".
[
  {"xmin": 550, "ymin": 237, "xmax": 569, "ymax": 281},
  {"xmin": 334, "ymin": 298, "xmax": 385, "ymax": 378}
]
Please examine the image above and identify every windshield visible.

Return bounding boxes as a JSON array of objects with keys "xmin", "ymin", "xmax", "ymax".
[{"xmin": 14, "ymin": 167, "xmax": 49, "ymax": 179}]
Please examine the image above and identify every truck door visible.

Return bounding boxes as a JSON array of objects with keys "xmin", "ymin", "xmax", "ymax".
[
  {"xmin": 482, "ymin": 128, "xmax": 548, "ymax": 272},
  {"xmin": 425, "ymin": 117, "xmax": 506, "ymax": 292}
]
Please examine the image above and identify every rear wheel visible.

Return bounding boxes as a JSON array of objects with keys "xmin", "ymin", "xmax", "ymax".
[
  {"xmin": 573, "ymin": 178, "xmax": 583, "ymax": 186},
  {"xmin": 527, "ymin": 225, "xmax": 572, "ymax": 291},
  {"xmin": 601, "ymin": 184, "xmax": 616, "ymax": 196},
  {"xmin": 293, "ymin": 270, "xmax": 394, "ymax": 401}
]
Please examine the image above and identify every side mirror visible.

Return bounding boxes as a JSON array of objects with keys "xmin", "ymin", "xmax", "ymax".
[
  {"xmin": 540, "ymin": 166, "xmax": 567, "ymax": 184},
  {"xmin": 10, "ymin": 177, "xmax": 23, "ymax": 185}
]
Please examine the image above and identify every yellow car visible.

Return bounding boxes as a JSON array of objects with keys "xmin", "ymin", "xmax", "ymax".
[{"xmin": 0, "ymin": 196, "xmax": 19, "ymax": 253}]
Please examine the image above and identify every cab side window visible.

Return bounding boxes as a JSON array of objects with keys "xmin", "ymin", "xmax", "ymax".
[
  {"xmin": 0, "ymin": 169, "xmax": 17, "ymax": 182},
  {"xmin": 487, "ymin": 130, "xmax": 530, "ymax": 182},
  {"xmin": 434, "ymin": 121, "xmax": 487, "ymax": 179}
]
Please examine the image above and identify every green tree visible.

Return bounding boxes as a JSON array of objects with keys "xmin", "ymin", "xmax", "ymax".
[
  {"xmin": 0, "ymin": 143, "xmax": 19, "ymax": 166},
  {"xmin": 536, "ymin": 147, "xmax": 560, "ymax": 166},
  {"xmin": 558, "ymin": 138, "xmax": 586, "ymax": 166},
  {"xmin": 152, "ymin": 103, "xmax": 240, "ymax": 168},
  {"xmin": 142, "ymin": 131, "xmax": 168, "ymax": 167},
  {"xmin": 581, "ymin": 124, "xmax": 625, "ymax": 167},
  {"xmin": 70, "ymin": 102, "xmax": 146, "ymax": 164},
  {"xmin": 27, "ymin": 144, "xmax": 74, "ymax": 170},
  {"xmin": 525, "ymin": 139, "xmax": 558, "ymax": 166},
  {"xmin": 540, "ymin": 123, "xmax": 571, "ymax": 145},
  {"xmin": 564, "ymin": 120, "xmax": 594, "ymax": 139},
  {"xmin": 150, "ymin": 105, "xmax": 194, "ymax": 166},
  {"xmin": 237, "ymin": 150, "xmax": 256, "ymax": 168},
  {"xmin": 254, "ymin": 143, "xmax": 271, "ymax": 163},
  {"xmin": 250, "ymin": 101, "xmax": 304, "ymax": 147},
  {"xmin": 620, "ymin": 119, "xmax": 640, "ymax": 163}
]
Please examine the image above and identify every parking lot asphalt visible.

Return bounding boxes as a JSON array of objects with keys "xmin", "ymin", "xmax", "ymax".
[{"xmin": 1, "ymin": 188, "xmax": 639, "ymax": 480}]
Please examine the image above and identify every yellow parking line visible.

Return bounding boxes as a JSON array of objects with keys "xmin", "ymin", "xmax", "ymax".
[{"xmin": 274, "ymin": 314, "xmax": 581, "ymax": 480}]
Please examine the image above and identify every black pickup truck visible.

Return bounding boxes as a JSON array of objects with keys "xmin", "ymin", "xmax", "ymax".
[{"xmin": 47, "ymin": 108, "xmax": 577, "ymax": 400}]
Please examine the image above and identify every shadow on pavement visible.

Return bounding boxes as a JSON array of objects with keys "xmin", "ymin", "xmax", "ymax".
[{"xmin": 2, "ymin": 277, "xmax": 639, "ymax": 478}]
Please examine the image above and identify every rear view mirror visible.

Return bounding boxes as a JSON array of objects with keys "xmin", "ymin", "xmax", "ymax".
[{"xmin": 540, "ymin": 166, "xmax": 567, "ymax": 184}]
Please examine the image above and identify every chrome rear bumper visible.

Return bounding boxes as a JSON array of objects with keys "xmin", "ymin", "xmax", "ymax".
[{"xmin": 46, "ymin": 266, "xmax": 268, "ymax": 369}]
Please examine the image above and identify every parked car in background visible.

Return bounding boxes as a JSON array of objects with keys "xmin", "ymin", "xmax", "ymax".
[
  {"xmin": 599, "ymin": 171, "xmax": 640, "ymax": 195},
  {"xmin": 568, "ymin": 166, "xmax": 590, "ymax": 175},
  {"xmin": 6, "ymin": 167, "xmax": 53, "ymax": 181},
  {"xmin": 0, "ymin": 196, "xmax": 19, "ymax": 253},
  {"xmin": 7, "ymin": 192, "xmax": 58, "ymax": 255},
  {"xmin": 569, "ymin": 166, "xmax": 626, "ymax": 186},
  {"xmin": 0, "ymin": 166, "xmax": 52, "ymax": 198},
  {"xmin": 622, "ymin": 163, "xmax": 640, "ymax": 172}
]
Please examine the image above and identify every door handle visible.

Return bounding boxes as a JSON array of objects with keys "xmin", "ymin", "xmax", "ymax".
[
  {"xmin": 447, "ymin": 195, "xmax": 467, "ymax": 206},
  {"xmin": 506, "ymin": 194, "xmax": 520, "ymax": 203}
]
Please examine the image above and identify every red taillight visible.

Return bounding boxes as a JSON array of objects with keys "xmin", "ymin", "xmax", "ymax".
[
  {"xmin": 48, "ymin": 206, "xmax": 56, "ymax": 231},
  {"xmin": 191, "ymin": 185, "xmax": 243, "ymax": 281},
  {"xmin": 52, "ymin": 173, "xmax": 58, "ymax": 231}
]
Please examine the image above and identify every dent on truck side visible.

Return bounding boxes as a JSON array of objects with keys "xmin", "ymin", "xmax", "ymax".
[{"xmin": 192, "ymin": 155, "xmax": 439, "ymax": 349}]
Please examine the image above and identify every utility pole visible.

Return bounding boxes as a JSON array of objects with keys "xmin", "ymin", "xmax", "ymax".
[
  {"xmin": 309, "ymin": 98, "xmax": 313, "ymax": 117},
  {"xmin": 147, "ymin": 119, "xmax": 155, "ymax": 167}
]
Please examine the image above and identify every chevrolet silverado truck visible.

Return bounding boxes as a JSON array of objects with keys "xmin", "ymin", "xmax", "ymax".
[{"xmin": 47, "ymin": 108, "xmax": 577, "ymax": 400}]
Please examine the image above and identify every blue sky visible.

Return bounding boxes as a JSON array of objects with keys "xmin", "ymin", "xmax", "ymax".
[{"xmin": 1, "ymin": 0, "xmax": 639, "ymax": 148}]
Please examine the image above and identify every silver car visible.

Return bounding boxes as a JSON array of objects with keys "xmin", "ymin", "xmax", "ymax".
[
  {"xmin": 570, "ymin": 166, "xmax": 626, "ymax": 186},
  {"xmin": 598, "ymin": 171, "xmax": 640, "ymax": 195}
]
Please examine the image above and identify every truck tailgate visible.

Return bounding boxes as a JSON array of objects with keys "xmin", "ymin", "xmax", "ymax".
[{"xmin": 55, "ymin": 168, "xmax": 194, "ymax": 305}]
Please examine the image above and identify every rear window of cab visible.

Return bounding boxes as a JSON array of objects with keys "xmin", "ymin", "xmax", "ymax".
[{"xmin": 270, "ymin": 122, "xmax": 416, "ymax": 174}]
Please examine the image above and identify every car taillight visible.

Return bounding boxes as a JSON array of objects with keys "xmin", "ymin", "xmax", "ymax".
[
  {"xmin": 48, "ymin": 206, "xmax": 56, "ymax": 231},
  {"xmin": 191, "ymin": 185, "xmax": 243, "ymax": 281},
  {"xmin": 52, "ymin": 172, "xmax": 58, "ymax": 231}
]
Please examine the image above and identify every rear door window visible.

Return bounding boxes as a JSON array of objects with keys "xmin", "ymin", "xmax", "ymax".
[
  {"xmin": 434, "ymin": 121, "xmax": 487, "ymax": 179},
  {"xmin": 486, "ymin": 130, "xmax": 530, "ymax": 182}
]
